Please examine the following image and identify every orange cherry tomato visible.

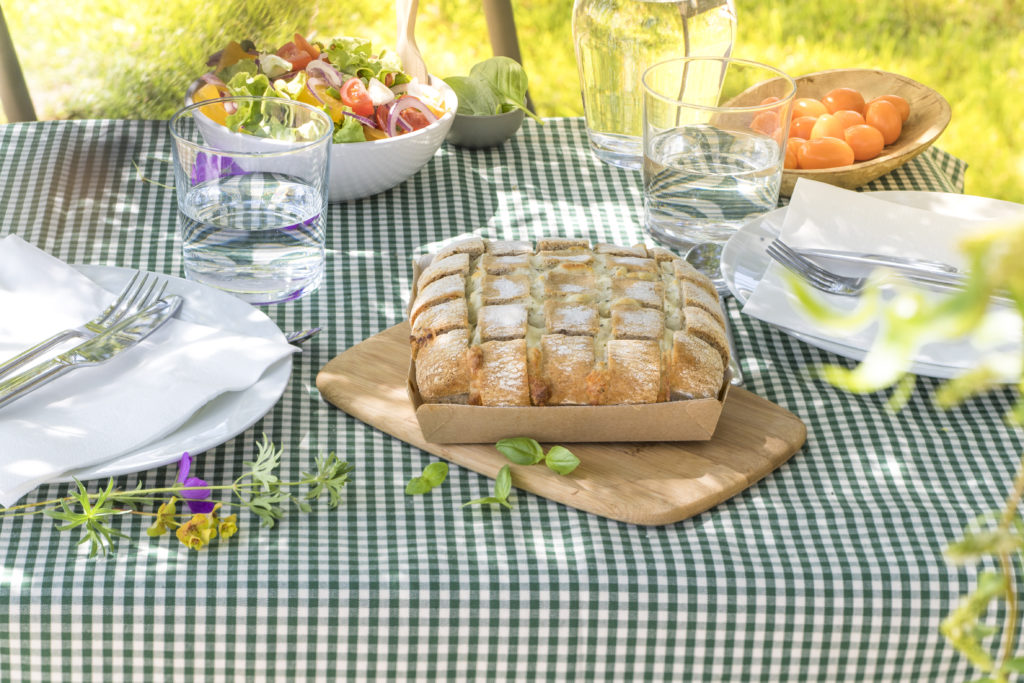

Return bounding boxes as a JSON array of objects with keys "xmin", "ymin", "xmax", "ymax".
[
  {"xmin": 865, "ymin": 99, "xmax": 903, "ymax": 145},
  {"xmin": 797, "ymin": 137, "xmax": 855, "ymax": 169},
  {"xmin": 760, "ymin": 96, "xmax": 780, "ymax": 105},
  {"xmin": 810, "ymin": 113, "xmax": 846, "ymax": 140},
  {"xmin": 293, "ymin": 33, "xmax": 320, "ymax": 61},
  {"xmin": 832, "ymin": 109, "xmax": 865, "ymax": 130},
  {"xmin": 844, "ymin": 124, "xmax": 885, "ymax": 162},
  {"xmin": 822, "ymin": 87, "xmax": 866, "ymax": 115},
  {"xmin": 789, "ymin": 115, "xmax": 818, "ymax": 140},
  {"xmin": 277, "ymin": 41, "xmax": 313, "ymax": 71},
  {"xmin": 750, "ymin": 110, "xmax": 780, "ymax": 136},
  {"xmin": 868, "ymin": 94, "xmax": 910, "ymax": 122},
  {"xmin": 784, "ymin": 137, "xmax": 805, "ymax": 169},
  {"xmin": 793, "ymin": 97, "xmax": 828, "ymax": 119}
]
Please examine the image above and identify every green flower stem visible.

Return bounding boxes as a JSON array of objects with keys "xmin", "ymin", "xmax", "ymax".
[
  {"xmin": 0, "ymin": 480, "xmax": 322, "ymax": 518},
  {"xmin": 995, "ymin": 461, "xmax": 1024, "ymax": 672}
]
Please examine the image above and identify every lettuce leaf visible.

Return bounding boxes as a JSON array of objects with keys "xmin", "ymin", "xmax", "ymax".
[{"xmin": 332, "ymin": 113, "xmax": 366, "ymax": 143}]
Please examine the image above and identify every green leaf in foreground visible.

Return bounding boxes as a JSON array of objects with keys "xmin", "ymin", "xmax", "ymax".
[
  {"xmin": 545, "ymin": 445, "xmax": 580, "ymax": 475},
  {"xmin": 496, "ymin": 437, "xmax": 544, "ymax": 465},
  {"xmin": 406, "ymin": 462, "xmax": 449, "ymax": 495},
  {"xmin": 463, "ymin": 465, "xmax": 513, "ymax": 509}
]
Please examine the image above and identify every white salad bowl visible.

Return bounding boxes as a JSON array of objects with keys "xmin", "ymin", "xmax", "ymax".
[{"xmin": 185, "ymin": 76, "xmax": 458, "ymax": 202}]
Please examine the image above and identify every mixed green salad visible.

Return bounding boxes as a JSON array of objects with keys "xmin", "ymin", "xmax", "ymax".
[{"xmin": 193, "ymin": 33, "xmax": 450, "ymax": 143}]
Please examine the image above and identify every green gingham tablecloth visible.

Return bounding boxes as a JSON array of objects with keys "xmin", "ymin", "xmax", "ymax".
[{"xmin": 1, "ymin": 118, "xmax": 1020, "ymax": 682}]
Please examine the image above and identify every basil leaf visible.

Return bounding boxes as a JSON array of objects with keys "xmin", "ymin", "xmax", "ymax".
[
  {"xmin": 496, "ymin": 437, "xmax": 544, "ymax": 465},
  {"xmin": 462, "ymin": 496, "xmax": 512, "ymax": 509},
  {"xmin": 405, "ymin": 461, "xmax": 449, "ymax": 495},
  {"xmin": 545, "ymin": 446, "xmax": 580, "ymax": 475},
  {"xmin": 405, "ymin": 477, "xmax": 429, "ymax": 495},
  {"xmin": 421, "ymin": 461, "xmax": 449, "ymax": 488},
  {"xmin": 444, "ymin": 76, "xmax": 500, "ymax": 116},
  {"xmin": 467, "ymin": 56, "xmax": 543, "ymax": 123},
  {"xmin": 494, "ymin": 464, "xmax": 512, "ymax": 501}
]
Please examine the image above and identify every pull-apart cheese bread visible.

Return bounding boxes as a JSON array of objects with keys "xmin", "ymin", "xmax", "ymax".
[{"xmin": 410, "ymin": 237, "xmax": 727, "ymax": 406}]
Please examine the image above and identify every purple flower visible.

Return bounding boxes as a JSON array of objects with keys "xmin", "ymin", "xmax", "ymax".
[
  {"xmin": 190, "ymin": 152, "xmax": 247, "ymax": 185},
  {"xmin": 176, "ymin": 452, "xmax": 216, "ymax": 514}
]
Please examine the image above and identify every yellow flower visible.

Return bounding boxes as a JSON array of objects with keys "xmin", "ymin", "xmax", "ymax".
[
  {"xmin": 218, "ymin": 514, "xmax": 238, "ymax": 541},
  {"xmin": 175, "ymin": 512, "xmax": 218, "ymax": 550},
  {"xmin": 146, "ymin": 498, "xmax": 179, "ymax": 537}
]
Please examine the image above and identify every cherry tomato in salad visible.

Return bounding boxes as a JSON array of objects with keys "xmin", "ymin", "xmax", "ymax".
[
  {"xmin": 340, "ymin": 77, "xmax": 375, "ymax": 117},
  {"xmin": 399, "ymin": 104, "xmax": 432, "ymax": 132},
  {"xmin": 375, "ymin": 105, "xmax": 389, "ymax": 131},
  {"xmin": 277, "ymin": 42, "xmax": 314, "ymax": 71},
  {"xmin": 293, "ymin": 33, "xmax": 320, "ymax": 62}
]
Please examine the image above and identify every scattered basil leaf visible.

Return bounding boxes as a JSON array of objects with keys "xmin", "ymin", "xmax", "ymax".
[
  {"xmin": 494, "ymin": 464, "xmax": 512, "ymax": 500},
  {"xmin": 462, "ymin": 465, "xmax": 513, "ymax": 509},
  {"xmin": 545, "ymin": 446, "xmax": 580, "ymax": 475},
  {"xmin": 462, "ymin": 496, "xmax": 513, "ymax": 510},
  {"xmin": 496, "ymin": 437, "xmax": 544, "ymax": 465},
  {"xmin": 405, "ymin": 461, "xmax": 449, "ymax": 495}
]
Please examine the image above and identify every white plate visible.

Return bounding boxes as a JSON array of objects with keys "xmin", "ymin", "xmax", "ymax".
[
  {"xmin": 720, "ymin": 190, "xmax": 1024, "ymax": 380},
  {"xmin": 59, "ymin": 265, "xmax": 292, "ymax": 481}
]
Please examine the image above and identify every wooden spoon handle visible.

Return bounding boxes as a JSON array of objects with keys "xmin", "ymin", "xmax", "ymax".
[{"xmin": 396, "ymin": 0, "xmax": 429, "ymax": 83}]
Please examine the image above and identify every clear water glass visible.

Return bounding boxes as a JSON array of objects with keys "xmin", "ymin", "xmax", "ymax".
[
  {"xmin": 641, "ymin": 57, "xmax": 795, "ymax": 277},
  {"xmin": 169, "ymin": 96, "xmax": 332, "ymax": 305}
]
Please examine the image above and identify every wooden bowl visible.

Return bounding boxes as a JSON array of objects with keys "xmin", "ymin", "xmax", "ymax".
[
  {"xmin": 782, "ymin": 69, "xmax": 950, "ymax": 195},
  {"xmin": 728, "ymin": 68, "xmax": 951, "ymax": 196}
]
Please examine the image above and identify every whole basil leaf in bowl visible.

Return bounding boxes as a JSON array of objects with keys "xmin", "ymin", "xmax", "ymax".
[{"xmin": 444, "ymin": 57, "xmax": 542, "ymax": 149}]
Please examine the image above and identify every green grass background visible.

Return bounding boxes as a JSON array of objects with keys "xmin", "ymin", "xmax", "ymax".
[{"xmin": 5, "ymin": 0, "xmax": 1022, "ymax": 202}]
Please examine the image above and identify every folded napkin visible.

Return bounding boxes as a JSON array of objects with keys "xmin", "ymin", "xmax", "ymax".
[
  {"xmin": 0, "ymin": 235, "xmax": 297, "ymax": 506},
  {"xmin": 741, "ymin": 178, "xmax": 1022, "ymax": 374}
]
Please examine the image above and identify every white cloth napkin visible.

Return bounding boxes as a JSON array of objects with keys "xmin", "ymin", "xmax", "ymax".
[
  {"xmin": 741, "ymin": 178, "xmax": 1023, "ymax": 373},
  {"xmin": 0, "ymin": 235, "xmax": 297, "ymax": 506}
]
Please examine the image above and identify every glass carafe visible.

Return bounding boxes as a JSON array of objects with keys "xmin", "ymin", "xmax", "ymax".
[{"xmin": 572, "ymin": 0, "xmax": 737, "ymax": 169}]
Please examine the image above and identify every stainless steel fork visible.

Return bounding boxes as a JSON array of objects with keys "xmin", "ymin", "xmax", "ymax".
[
  {"xmin": 0, "ymin": 271, "xmax": 166, "ymax": 378},
  {"xmin": 765, "ymin": 240, "xmax": 868, "ymax": 296},
  {"xmin": 765, "ymin": 238, "xmax": 1011, "ymax": 303}
]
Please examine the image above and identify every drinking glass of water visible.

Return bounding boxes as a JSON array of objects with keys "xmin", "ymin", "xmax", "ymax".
[
  {"xmin": 169, "ymin": 96, "xmax": 332, "ymax": 305},
  {"xmin": 641, "ymin": 57, "xmax": 796, "ymax": 281}
]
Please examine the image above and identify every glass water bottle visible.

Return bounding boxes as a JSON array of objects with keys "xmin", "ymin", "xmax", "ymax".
[{"xmin": 572, "ymin": 0, "xmax": 737, "ymax": 169}]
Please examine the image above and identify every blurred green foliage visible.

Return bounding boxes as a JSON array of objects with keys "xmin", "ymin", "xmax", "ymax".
[{"xmin": 5, "ymin": 0, "xmax": 1022, "ymax": 202}]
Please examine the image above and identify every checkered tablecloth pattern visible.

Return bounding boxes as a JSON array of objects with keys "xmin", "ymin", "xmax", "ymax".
[{"xmin": 1, "ymin": 118, "xmax": 1018, "ymax": 682}]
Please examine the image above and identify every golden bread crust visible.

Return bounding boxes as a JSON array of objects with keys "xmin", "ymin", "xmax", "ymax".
[{"xmin": 410, "ymin": 239, "xmax": 727, "ymax": 406}]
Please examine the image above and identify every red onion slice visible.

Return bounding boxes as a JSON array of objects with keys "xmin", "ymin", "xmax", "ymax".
[
  {"xmin": 306, "ymin": 59, "xmax": 343, "ymax": 90},
  {"xmin": 342, "ymin": 110, "xmax": 378, "ymax": 128}
]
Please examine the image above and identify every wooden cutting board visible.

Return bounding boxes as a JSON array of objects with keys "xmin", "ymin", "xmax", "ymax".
[{"xmin": 316, "ymin": 323, "xmax": 807, "ymax": 526}]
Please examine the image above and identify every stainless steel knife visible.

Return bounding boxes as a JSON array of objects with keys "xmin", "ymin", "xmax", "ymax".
[{"xmin": 0, "ymin": 295, "xmax": 183, "ymax": 410}]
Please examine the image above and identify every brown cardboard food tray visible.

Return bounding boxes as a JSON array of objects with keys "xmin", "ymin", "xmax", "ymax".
[{"xmin": 408, "ymin": 253, "xmax": 729, "ymax": 444}]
